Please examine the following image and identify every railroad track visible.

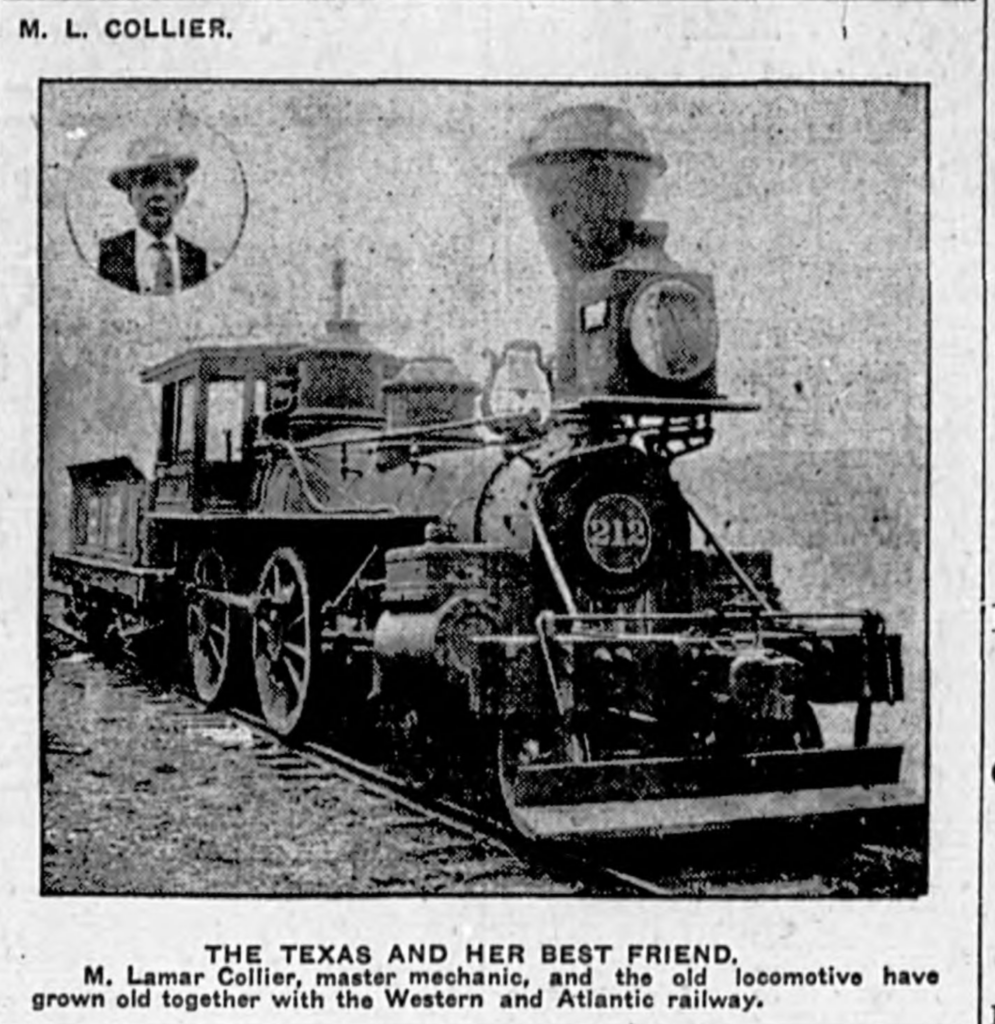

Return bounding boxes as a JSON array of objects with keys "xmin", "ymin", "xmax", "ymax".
[
  {"xmin": 155, "ymin": 694, "xmax": 677, "ymax": 897},
  {"xmin": 43, "ymin": 616, "xmax": 672, "ymax": 895},
  {"xmin": 190, "ymin": 696, "xmax": 925, "ymax": 898}
]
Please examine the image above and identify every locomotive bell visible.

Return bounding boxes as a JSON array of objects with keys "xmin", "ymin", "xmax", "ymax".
[{"xmin": 509, "ymin": 104, "xmax": 665, "ymax": 275}]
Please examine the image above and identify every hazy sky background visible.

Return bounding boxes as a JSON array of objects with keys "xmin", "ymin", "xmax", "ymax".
[{"xmin": 43, "ymin": 82, "xmax": 925, "ymax": 456}]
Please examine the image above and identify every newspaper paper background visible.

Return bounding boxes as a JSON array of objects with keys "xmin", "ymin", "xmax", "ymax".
[{"xmin": 0, "ymin": 2, "xmax": 986, "ymax": 1022}]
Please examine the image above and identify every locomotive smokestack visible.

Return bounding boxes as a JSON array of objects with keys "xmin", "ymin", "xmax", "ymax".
[
  {"xmin": 510, "ymin": 105, "xmax": 666, "ymax": 393},
  {"xmin": 510, "ymin": 105, "xmax": 665, "ymax": 274}
]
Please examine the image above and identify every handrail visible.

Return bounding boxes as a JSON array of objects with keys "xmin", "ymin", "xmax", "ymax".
[
  {"xmin": 276, "ymin": 440, "xmax": 398, "ymax": 516},
  {"xmin": 527, "ymin": 496, "xmax": 578, "ymax": 617},
  {"xmin": 258, "ymin": 409, "xmax": 541, "ymax": 452},
  {"xmin": 536, "ymin": 612, "xmax": 587, "ymax": 763},
  {"xmin": 543, "ymin": 610, "xmax": 873, "ymax": 623},
  {"xmin": 322, "ymin": 546, "xmax": 381, "ymax": 615}
]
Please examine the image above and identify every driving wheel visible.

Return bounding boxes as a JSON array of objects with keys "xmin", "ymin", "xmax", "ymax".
[
  {"xmin": 187, "ymin": 549, "xmax": 233, "ymax": 706},
  {"xmin": 252, "ymin": 548, "xmax": 312, "ymax": 737}
]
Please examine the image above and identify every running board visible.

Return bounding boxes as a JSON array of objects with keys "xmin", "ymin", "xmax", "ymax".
[
  {"xmin": 512, "ymin": 746, "xmax": 904, "ymax": 807},
  {"xmin": 510, "ymin": 783, "xmax": 922, "ymax": 840}
]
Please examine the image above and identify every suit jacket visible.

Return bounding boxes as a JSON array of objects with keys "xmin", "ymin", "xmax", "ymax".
[{"xmin": 98, "ymin": 230, "xmax": 209, "ymax": 293}]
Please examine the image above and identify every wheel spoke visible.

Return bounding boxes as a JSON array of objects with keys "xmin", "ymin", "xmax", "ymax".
[
  {"xmin": 283, "ymin": 640, "xmax": 309, "ymax": 663},
  {"xmin": 264, "ymin": 670, "xmax": 289, "ymax": 715},
  {"xmin": 284, "ymin": 658, "xmax": 303, "ymax": 699},
  {"xmin": 189, "ymin": 549, "xmax": 231, "ymax": 705},
  {"xmin": 254, "ymin": 548, "xmax": 311, "ymax": 736}
]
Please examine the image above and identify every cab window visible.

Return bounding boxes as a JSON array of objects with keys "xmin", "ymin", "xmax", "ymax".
[
  {"xmin": 177, "ymin": 378, "xmax": 197, "ymax": 454},
  {"xmin": 159, "ymin": 383, "xmax": 176, "ymax": 462},
  {"xmin": 254, "ymin": 378, "xmax": 268, "ymax": 417},
  {"xmin": 86, "ymin": 496, "xmax": 101, "ymax": 547},
  {"xmin": 106, "ymin": 492, "xmax": 123, "ymax": 550},
  {"xmin": 206, "ymin": 379, "xmax": 245, "ymax": 462}
]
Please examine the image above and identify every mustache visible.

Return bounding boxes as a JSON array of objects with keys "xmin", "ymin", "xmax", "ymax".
[{"xmin": 142, "ymin": 206, "xmax": 174, "ymax": 222}]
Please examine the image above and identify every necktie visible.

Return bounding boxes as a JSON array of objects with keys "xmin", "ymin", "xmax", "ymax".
[{"xmin": 152, "ymin": 240, "xmax": 175, "ymax": 295}]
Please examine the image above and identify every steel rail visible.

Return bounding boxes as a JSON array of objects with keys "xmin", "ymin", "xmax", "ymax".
[{"xmin": 223, "ymin": 706, "xmax": 670, "ymax": 897}]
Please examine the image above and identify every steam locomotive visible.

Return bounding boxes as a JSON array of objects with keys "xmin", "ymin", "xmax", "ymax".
[{"xmin": 49, "ymin": 105, "xmax": 919, "ymax": 840}]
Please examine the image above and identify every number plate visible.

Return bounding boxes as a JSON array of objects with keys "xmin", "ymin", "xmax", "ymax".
[{"xmin": 583, "ymin": 493, "xmax": 652, "ymax": 574}]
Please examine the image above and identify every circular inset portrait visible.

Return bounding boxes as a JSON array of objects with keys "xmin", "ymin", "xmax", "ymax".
[{"xmin": 65, "ymin": 114, "xmax": 248, "ymax": 296}]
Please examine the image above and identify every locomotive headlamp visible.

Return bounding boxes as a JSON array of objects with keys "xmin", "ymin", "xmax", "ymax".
[{"xmin": 627, "ymin": 277, "xmax": 718, "ymax": 382}]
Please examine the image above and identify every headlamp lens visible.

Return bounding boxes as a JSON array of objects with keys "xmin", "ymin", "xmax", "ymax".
[{"xmin": 629, "ymin": 278, "xmax": 718, "ymax": 381}]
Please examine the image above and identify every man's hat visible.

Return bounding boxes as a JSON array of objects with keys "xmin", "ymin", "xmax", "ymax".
[{"xmin": 108, "ymin": 135, "xmax": 199, "ymax": 192}]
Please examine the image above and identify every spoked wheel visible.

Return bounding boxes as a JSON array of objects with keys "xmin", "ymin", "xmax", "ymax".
[
  {"xmin": 187, "ymin": 549, "xmax": 233, "ymax": 706},
  {"xmin": 252, "ymin": 548, "xmax": 312, "ymax": 737}
]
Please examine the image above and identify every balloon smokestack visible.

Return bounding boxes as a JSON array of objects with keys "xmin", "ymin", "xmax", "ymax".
[{"xmin": 510, "ymin": 105, "xmax": 666, "ymax": 393}]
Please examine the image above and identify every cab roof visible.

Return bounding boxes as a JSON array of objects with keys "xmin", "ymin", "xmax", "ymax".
[{"xmin": 139, "ymin": 344, "xmax": 328, "ymax": 385}]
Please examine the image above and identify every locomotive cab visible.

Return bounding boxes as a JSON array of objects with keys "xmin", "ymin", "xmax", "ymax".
[
  {"xmin": 141, "ymin": 338, "xmax": 395, "ymax": 513},
  {"xmin": 142, "ymin": 347, "xmax": 282, "ymax": 513}
]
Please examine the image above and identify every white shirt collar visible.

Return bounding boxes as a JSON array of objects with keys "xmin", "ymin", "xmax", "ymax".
[
  {"xmin": 136, "ymin": 225, "xmax": 176, "ymax": 252},
  {"xmin": 135, "ymin": 226, "xmax": 180, "ymax": 293}
]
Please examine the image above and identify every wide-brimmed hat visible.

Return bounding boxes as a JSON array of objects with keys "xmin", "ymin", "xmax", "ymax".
[{"xmin": 108, "ymin": 135, "xmax": 199, "ymax": 191}]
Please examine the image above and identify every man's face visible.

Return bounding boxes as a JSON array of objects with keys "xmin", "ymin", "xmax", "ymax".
[{"xmin": 128, "ymin": 164, "xmax": 188, "ymax": 238}]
